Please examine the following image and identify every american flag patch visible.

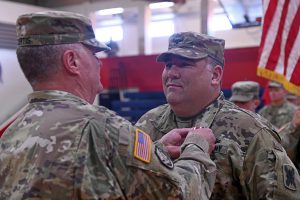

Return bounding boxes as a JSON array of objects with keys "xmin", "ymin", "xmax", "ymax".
[{"xmin": 134, "ymin": 129, "xmax": 152, "ymax": 163}]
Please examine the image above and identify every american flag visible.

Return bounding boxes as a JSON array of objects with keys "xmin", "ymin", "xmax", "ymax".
[
  {"xmin": 134, "ymin": 129, "xmax": 151, "ymax": 163},
  {"xmin": 257, "ymin": 0, "xmax": 300, "ymax": 95}
]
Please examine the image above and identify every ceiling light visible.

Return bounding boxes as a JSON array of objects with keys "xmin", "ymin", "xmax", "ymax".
[
  {"xmin": 149, "ymin": 2, "xmax": 174, "ymax": 9},
  {"xmin": 96, "ymin": 8, "xmax": 124, "ymax": 16}
]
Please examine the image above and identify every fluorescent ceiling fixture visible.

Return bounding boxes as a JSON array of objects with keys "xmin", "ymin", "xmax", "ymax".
[
  {"xmin": 99, "ymin": 19, "xmax": 122, "ymax": 26},
  {"xmin": 152, "ymin": 13, "xmax": 175, "ymax": 21},
  {"xmin": 213, "ymin": 7, "xmax": 225, "ymax": 14},
  {"xmin": 149, "ymin": 2, "xmax": 174, "ymax": 9},
  {"xmin": 96, "ymin": 8, "xmax": 124, "ymax": 16}
]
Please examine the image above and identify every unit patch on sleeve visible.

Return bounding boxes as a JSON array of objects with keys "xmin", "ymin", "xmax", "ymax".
[
  {"xmin": 155, "ymin": 145, "xmax": 174, "ymax": 169},
  {"xmin": 283, "ymin": 164, "xmax": 297, "ymax": 191},
  {"xmin": 134, "ymin": 129, "xmax": 152, "ymax": 163}
]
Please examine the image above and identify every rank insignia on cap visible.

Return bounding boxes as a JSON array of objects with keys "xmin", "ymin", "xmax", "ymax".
[
  {"xmin": 283, "ymin": 164, "xmax": 297, "ymax": 190},
  {"xmin": 155, "ymin": 146, "xmax": 174, "ymax": 169},
  {"xmin": 134, "ymin": 129, "xmax": 152, "ymax": 163}
]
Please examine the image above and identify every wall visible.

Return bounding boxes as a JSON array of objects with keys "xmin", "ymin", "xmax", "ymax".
[
  {"xmin": 0, "ymin": 0, "xmax": 264, "ymax": 127},
  {"xmin": 100, "ymin": 47, "xmax": 267, "ymax": 92},
  {"xmin": 0, "ymin": 1, "xmax": 48, "ymax": 24},
  {"xmin": 0, "ymin": 1, "xmax": 49, "ymax": 125}
]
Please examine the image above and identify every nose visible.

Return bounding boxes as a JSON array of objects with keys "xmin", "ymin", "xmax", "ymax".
[{"xmin": 166, "ymin": 65, "xmax": 180, "ymax": 79}]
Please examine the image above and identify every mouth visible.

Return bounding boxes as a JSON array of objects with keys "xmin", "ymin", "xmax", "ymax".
[{"xmin": 166, "ymin": 83, "xmax": 182, "ymax": 89}]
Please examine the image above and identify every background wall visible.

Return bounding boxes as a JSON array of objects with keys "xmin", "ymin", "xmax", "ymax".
[
  {"xmin": 0, "ymin": 1, "xmax": 49, "ymax": 125},
  {"xmin": 100, "ymin": 47, "xmax": 267, "ymax": 92},
  {"xmin": 0, "ymin": 0, "xmax": 264, "ymax": 127}
]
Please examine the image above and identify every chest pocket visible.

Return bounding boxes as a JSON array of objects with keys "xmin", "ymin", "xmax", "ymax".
[{"xmin": 212, "ymin": 138, "xmax": 244, "ymax": 184}]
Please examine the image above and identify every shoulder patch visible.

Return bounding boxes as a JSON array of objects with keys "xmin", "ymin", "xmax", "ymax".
[
  {"xmin": 283, "ymin": 164, "xmax": 297, "ymax": 191},
  {"xmin": 155, "ymin": 146, "xmax": 174, "ymax": 169},
  {"xmin": 134, "ymin": 129, "xmax": 152, "ymax": 163}
]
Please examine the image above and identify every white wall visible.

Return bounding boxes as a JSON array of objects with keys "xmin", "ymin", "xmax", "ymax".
[
  {"xmin": 0, "ymin": 49, "xmax": 32, "ymax": 124},
  {"xmin": 0, "ymin": 1, "xmax": 49, "ymax": 125},
  {"xmin": 211, "ymin": 27, "xmax": 261, "ymax": 49},
  {"xmin": 0, "ymin": 1, "xmax": 49, "ymax": 24}
]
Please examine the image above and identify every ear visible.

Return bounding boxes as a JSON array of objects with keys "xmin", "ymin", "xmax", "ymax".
[
  {"xmin": 211, "ymin": 65, "xmax": 223, "ymax": 86},
  {"xmin": 62, "ymin": 50, "xmax": 80, "ymax": 75},
  {"xmin": 254, "ymin": 99, "xmax": 260, "ymax": 108}
]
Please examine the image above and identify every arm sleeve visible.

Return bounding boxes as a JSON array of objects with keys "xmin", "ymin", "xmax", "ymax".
[
  {"xmin": 114, "ymin": 124, "xmax": 216, "ymax": 200},
  {"xmin": 280, "ymin": 122, "xmax": 300, "ymax": 168},
  {"xmin": 241, "ymin": 127, "xmax": 300, "ymax": 199}
]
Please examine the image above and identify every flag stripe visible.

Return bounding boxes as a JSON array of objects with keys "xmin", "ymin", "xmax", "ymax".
[
  {"xmin": 265, "ymin": 0, "xmax": 290, "ymax": 71},
  {"xmin": 259, "ymin": 1, "xmax": 283, "ymax": 69},
  {"xmin": 286, "ymin": 31, "xmax": 300, "ymax": 80},
  {"xmin": 290, "ymin": 56, "xmax": 300, "ymax": 85},
  {"xmin": 259, "ymin": 0, "xmax": 277, "ymax": 57},
  {"xmin": 284, "ymin": 5, "xmax": 300, "ymax": 75},
  {"xmin": 257, "ymin": 0, "xmax": 300, "ymax": 96}
]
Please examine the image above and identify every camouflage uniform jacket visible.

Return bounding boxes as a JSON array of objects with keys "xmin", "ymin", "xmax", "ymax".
[
  {"xmin": 258, "ymin": 101, "xmax": 297, "ymax": 129},
  {"xmin": 0, "ymin": 90, "xmax": 216, "ymax": 200},
  {"xmin": 280, "ymin": 123, "xmax": 300, "ymax": 173},
  {"xmin": 136, "ymin": 93, "xmax": 300, "ymax": 199}
]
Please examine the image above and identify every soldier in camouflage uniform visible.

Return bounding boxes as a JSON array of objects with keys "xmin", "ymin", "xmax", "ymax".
[
  {"xmin": 278, "ymin": 92, "xmax": 300, "ymax": 173},
  {"xmin": 0, "ymin": 11, "xmax": 217, "ymax": 199},
  {"xmin": 229, "ymin": 81, "xmax": 261, "ymax": 112},
  {"xmin": 228, "ymin": 81, "xmax": 300, "ymax": 171},
  {"xmin": 258, "ymin": 81, "xmax": 297, "ymax": 129},
  {"xmin": 280, "ymin": 109, "xmax": 300, "ymax": 173},
  {"xmin": 135, "ymin": 32, "xmax": 300, "ymax": 199},
  {"xmin": 286, "ymin": 92, "xmax": 300, "ymax": 106}
]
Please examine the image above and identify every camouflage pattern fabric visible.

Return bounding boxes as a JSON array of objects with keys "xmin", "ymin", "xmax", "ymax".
[
  {"xmin": 280, "ymin": 123, "xmax": 300, "ymax": 173},
  {"xmin": 156, "ymin": 32, "xmax": 225, "ymax": 66},
  {"xmin": 136, "ymin": 93, "xmax": 300, "ymax": 199},
  {"xmin": 258, "ymin": 101, "xmax": 297, "ymax": 129},
  {"xmin": 0, "ymin": 90, "xmax": 216, "ymax": 200},
  {"xmin": 230, "ymin": 81, "xmax": 260, "ymax": 102},
  {"xmin": 16, "ymin": 11, "xmax": 110, "ymax": 52}
]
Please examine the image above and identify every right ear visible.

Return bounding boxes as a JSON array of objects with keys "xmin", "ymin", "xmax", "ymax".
[{"xmin": 62, "ymin": 50, "xmax": 80, "ymax": 75}]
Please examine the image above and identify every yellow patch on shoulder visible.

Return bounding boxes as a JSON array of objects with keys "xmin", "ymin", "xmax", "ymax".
[{"xmin": 134, "ymin": 129, "xmax": 152, "ymax": 163}]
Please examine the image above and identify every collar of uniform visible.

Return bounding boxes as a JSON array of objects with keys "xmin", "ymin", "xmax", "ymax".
[
  {"xmin": 153, "ymin": 92, "xmax": 225, "ymax": 133},
  {"xmin": 28, "ymin": 90, "xmax": 90, "ymax": 105}
]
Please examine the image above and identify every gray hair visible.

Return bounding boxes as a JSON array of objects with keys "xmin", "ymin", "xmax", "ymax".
[{"xmin": 16, "ymin": 43, "xmax": 81, "ymax": 85}]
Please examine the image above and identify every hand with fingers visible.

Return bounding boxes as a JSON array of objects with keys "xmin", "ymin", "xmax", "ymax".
[{"xmin": 160, "ymin": 127, "xmax": 216, "ymax": 159}]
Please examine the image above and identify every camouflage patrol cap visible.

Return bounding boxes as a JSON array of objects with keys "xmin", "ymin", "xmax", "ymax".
[
  {"xmin": 16, "ymin": 11, "xmax": 110, "ymax": 52},
  {"xmin": 230, "ymin": 81, "xmax": 260, "ymax": 102},
  {"xmin": 286, "ymin": 92, "xmax": 299, "ymax": 100},
  {"xmin": 268, "ymin": 80, "xmax": 283, "ymax": 88},
  {"xmin": 157, "ymin": 32, "xmax": 225, "ymax": 66}
]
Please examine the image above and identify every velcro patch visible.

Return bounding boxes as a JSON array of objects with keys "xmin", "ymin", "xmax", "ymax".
[
  {"xmin": 155, "ymin": 146, "xmax": 174, "ymax": 169},
  {"xmin": 283, "ymin": 164, "xmax": 297, "ymax": 191},
  {"xmin": 134, "ymin": 129, "xmax": 152, "ymax": 163}
]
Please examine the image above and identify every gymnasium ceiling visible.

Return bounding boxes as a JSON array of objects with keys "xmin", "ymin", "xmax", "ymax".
[{"xmin": 4, "ymin": 0, "xmax": 262, "ymax": 28}]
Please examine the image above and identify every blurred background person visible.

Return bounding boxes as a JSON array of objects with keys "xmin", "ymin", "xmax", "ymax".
[
  {"xmin": 229, "ymin": 80, "xmax": 260, "ymax": 112},
  {"xmin": 258, "ymin": 80, "xmax": 297, "ymax": 129},
  {"xmin": 286, "ymin": 92, "xmax": 300, "ymax": 107},
  {"xmin": 105, "ymin": 39, "xmax": 119, "ymax": 57}
]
